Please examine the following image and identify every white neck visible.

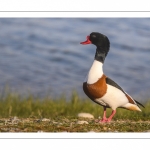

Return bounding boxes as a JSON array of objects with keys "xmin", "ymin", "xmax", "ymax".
[{"xmin": 87, "ymin": 60, "xmax": 103, "ymax": 84}]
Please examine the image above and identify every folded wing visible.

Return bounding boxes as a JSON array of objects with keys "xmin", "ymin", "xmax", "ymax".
[{"xmin": 106, "ymin": 77, "xmax": 144, "ymax": 108}]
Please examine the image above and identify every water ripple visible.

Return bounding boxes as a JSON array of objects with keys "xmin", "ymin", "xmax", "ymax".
[{"xmin": 0, "ymin": 18, "xmax": 150, "ymax": 100}]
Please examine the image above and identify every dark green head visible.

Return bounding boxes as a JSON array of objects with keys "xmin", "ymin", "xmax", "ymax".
[{"xmin": 80, "ymin": 32, "xmax": 110, "ymax": 63}]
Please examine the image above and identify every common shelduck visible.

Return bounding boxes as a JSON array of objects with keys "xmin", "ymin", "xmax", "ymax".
[{"xmin": 80, "ymin": 32, "xmax": 144, "ymax": 123}]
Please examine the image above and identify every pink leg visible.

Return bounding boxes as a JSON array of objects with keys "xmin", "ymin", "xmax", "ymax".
[
  {"xmin": 107, "ymin": 110, "xmax": 116, "ymax": 122},
  {"xmin": 99, "ymin": 107, "xmax": 108, "ymax": 123}
]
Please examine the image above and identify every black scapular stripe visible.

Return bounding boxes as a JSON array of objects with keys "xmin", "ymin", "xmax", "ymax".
[{"xmin": 106, "ymin": 77, "xmax": 125, "ymax": 93}]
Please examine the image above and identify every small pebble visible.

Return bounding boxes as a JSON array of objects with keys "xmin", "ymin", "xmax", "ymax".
[
  {"xmin": 41, "ymin": 118, "xmax": 50, "ymax": 122},
  {"xmin": 98, "ymin": 116, "xmax": 101, "ymax": 119},
  {"xmin": 103, "ymin": 127, "xmax": 107, "ymax": 130},
  {"xmin": 78, "ymin": 113, "xmax": 94, "ymax": 119},
  {"xmin": 52, "ymin": 121, "xmax": 59, "ymax": 124},
  {"xmin": 145, "ymin": 130, "xmax": 150, "ymax": 132},
  {"xmin": 37, "ymin": 130, "xmax": 45, "ymax": 133},
  {"xmin": 11, "ymin": 116, "xmax": 20, "ymax": 124},
  {"xmin": 88, "ymin": 131, "xmax": 96, "ymax": 133},
  {"xmin": 5, "ymin": 116, "xmax": 20, "ymax": 125},
  {"xmin": 77, "ymin": 120, "xmax": 89, "ymax": 125}
]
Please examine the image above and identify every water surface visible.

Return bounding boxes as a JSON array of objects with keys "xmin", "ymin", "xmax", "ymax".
[{"xmin": 0, "ymin": 18, "xmax": 150, "ymax": 101}]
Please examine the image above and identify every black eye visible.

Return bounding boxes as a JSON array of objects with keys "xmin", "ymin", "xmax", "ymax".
[{"xmin": 92, "ymin": 35, "xmax": 96, "ymax": 38}]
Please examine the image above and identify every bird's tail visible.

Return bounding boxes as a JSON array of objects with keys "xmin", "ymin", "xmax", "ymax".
[
  {"xmin": 122, "ymin": 103, "xmax": 142, "ymax": 112},
  {"xmin": 134, "ymin": 99, "xmax": 145, "ymax": 108}
]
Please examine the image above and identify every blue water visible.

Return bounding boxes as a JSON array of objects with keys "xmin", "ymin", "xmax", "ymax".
[{"xmin": 0, "ymin": 18, "xmax": 150, "ymax": 101}]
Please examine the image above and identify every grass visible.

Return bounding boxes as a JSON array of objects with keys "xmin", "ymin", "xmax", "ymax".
[{"xmin": 0, "ymin": 91, "xmax": 150, "ymax": 132}]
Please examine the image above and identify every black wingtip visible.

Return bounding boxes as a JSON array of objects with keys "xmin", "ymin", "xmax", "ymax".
[{"xmin": 135, "ymin": 100, "xmax": 145, "ymax": 108}]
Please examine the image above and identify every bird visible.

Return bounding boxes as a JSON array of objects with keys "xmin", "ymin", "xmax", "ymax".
[{"xmin": 80, "ymin": 32, "xmax": 144, "ymax": 123}]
